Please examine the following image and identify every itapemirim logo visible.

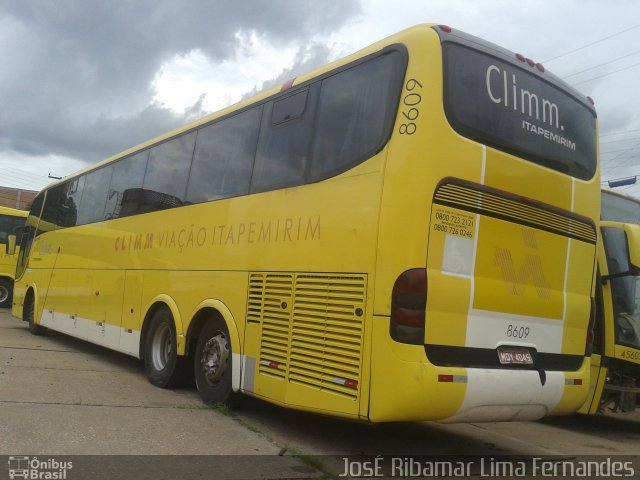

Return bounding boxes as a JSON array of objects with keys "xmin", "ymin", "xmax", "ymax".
[{"xmin": 8, "ymin": 456, "xmax": 73, "ymax": 480}]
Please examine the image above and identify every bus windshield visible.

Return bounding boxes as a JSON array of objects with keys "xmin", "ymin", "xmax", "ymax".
[
  {"xmin": 601, "ymin": 190, "xmax": 640, "ymax": 223},
  {"xmin": 443, "ymin": 42, "xmax": 597, "ymax": 180},
  {"xmin": 603, "ymin": 227, "xmax": 640, "ymax": 349}
]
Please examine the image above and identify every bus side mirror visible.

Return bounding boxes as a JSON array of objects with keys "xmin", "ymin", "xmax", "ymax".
[
  {"xmin": 601, "ymin": 222, "xmax": 640, "ymax": 282},
  {"xmin": 621, "ymin": 223, "xmax": 640, "ymax": 271},
  {"xmin": 6, "ymin": 234, "xmax": 17, "ymax": 255}
]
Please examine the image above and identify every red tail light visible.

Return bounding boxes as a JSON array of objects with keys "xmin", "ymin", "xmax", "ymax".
[{"xmin": 390, "ymin": 269, "xmax": 427, "ymax": 344}]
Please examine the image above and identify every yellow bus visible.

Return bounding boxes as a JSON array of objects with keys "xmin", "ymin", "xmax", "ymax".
[
  {"xmin": 11, "ymin": 24, "xmax": 599, "ymax": 422},
  {"xmin": 0, "ymin": 206, "xmax": 27, "ymax": 308},
  {"xmin": 581, "ymin": 189, "xmax": 640, "ymax": 414}
]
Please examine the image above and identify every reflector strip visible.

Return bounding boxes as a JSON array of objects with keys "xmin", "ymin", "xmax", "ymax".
[
  {"xmin": 260, "ymin": 360, "xmax": 280, "ymax": 370},
  {"xmin": 438, "ymin": 374, "xmax": 467, "ymax": 383},
  {"xmin": 331, "ymin": 377, "xmax": 359, "ymax": 390},
  {"xmin": 565, "ymin": 378, "xmax": 582, "ymax": 385}
]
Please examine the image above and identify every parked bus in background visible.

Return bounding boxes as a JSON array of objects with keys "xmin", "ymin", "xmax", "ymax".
[
  {"xmin": 581, "ymin": 189, "xmax": 640, "ymax": 414},
  {"xmin": 11, "ymin": 24, "xmax": 599, "ymax": 423},
  {"xmin": 0, "ymin": 206, "xmax": 27, "ymax": 308}
]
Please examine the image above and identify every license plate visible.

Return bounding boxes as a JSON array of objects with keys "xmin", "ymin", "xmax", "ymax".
[{"xmin": 497, "ymin": 347, "xmax": 533, "ymax": 365}]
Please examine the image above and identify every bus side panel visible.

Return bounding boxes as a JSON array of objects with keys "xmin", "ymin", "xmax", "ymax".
[
  {"xmin": 369, "ymin": 315, "xmax": 465, "ymax": 422},
  {"xmin": 139, "ymin": 270, "xmax": 249, "ymax": 355},
  {"xmin": 87, "ymin": 269, "xmax": 124, "ymax": 349},
  {"xmin": 120, "ymin": 271, "xmax": 143, "ymax": 357}
]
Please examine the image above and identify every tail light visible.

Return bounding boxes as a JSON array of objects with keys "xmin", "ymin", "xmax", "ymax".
[
  {"xmin": 390, "ymin": 269, "xmax": 427, "ymax": 345},
  {"xmin": 585, "ymin": 297, "xmax": 596, "ymax": 355}
]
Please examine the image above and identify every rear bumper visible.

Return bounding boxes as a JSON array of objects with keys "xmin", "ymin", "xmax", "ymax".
[{"xmin": 368, "ymin": 315, "xmax": 589, "ymax": 422}]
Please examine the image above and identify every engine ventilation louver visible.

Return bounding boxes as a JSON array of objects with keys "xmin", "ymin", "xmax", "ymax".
[
  {"xmin": 434, "ymin": 181, "xmax": 596, "ymax": 244},
  {"xmin": 250, "ymin": 273, "xmax": 367, "ymax": 399}
]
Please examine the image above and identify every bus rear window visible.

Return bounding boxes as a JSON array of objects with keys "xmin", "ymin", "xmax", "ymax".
[{"xmin": 443, "ymin": 43, "xmax": 597, "ymax": 180}]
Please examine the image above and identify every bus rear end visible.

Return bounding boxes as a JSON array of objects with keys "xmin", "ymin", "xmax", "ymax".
[{"xmin": 368, "ymin": 25, "xmax": 598, "ymax": 422}]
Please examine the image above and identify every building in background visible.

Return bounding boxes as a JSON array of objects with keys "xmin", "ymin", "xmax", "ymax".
[{"xmin": 0, "ymin": 186, "xmax": 37, "ymax": 210}]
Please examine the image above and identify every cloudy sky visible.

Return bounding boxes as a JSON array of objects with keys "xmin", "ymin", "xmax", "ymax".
[{"xmin": 2, "ymin": 0, "xmax": 640, "ymax": 199}]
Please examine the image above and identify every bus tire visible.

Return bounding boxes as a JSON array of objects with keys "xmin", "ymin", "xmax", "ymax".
[
  {"xmin": 25, "ymin": 294, "xmax": 46, "ymax": 336},
  {"xmin": 194, "ymin": 318, "xmax": 233, "ymax": 405},
  {"xmin": 144, "ymin": 306, "xmax": 189, "ymax": 388},
  {"xmin": 0, "ymin": 278, "xmax": 12, "ymax": 308}
]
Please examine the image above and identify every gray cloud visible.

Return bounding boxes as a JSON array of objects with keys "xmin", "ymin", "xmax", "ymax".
[
  {"xmin": 242, "ymin": 42, "xmax": 335, "ymax": 100},
  {"xmin": 0, "ymin": 0, "xmax": 361, "ymax": 164}
]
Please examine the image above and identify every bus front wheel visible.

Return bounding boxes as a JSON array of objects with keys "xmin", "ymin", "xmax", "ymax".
[
  {"xmin": 194, "ymin": 318, "xmax": 233, "ymax": 405},
  {"xmin": 0, "ymin": 278, "xmax": 12, "ymax": 308},
  {"xmin": 25, "ymin": 295, "xmax": 46, "ymax": 336},
  {"xmin": 144, "ymin": 306, "xmax": 189, "ymax": 388}
]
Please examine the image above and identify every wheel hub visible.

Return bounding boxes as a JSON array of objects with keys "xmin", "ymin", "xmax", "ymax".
[
  {"xmin": 151, "ymin": 323, "xmax": 172, "ymax": 371},
  {"xmin": 0, "ymin": 285, "xmax": 8, "ymax": 303},
  {"xmin": 200, "ymin": 333, "xmax": 229, "ymax": 385}
]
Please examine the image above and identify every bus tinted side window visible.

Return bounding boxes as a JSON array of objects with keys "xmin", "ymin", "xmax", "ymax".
[
  {"xmin": 104, "ymin": 151, "xmax": 148, "ymax": 219},
  {"xmin": 310, "ymin": 52, "xmax": 401, "ymax": 181},
  {"xmin": 16, "ymin": 193, "xmax": 43, "ymax": 277},
  {"xmin": 0, "ymin": 215, "xmax": 25, "ymax": 243},
  {"xmin": 40, "ymin": 177, "xmax": 84, "ymax": 230},
  {"xmin": 251, "ymin": 87, "xmax": 317, "ymax": 193},
  {"xmin": 142, "ymin": 132, "xmax": 196, "ymax": 212},
  {"xmin": 186, "ymin": 106, "xmax": 262, "ymax": 203},
  {"xmin": 76, "ymin": 166, "xmax": 113, "ymax": 225}
]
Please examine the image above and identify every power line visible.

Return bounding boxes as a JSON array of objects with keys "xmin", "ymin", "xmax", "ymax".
[
  {"xmin": 573, "ymin": 60, "xmax": 640, "ymax": 86},
  {"xmin": 542, "ymin": 24, "xmax": 640, "ymax": 63},
  {"xmin": 600, "ymin": 137, "xmax": 640, "ymax": 145},
  {"xmin": 601, "ymin": 148, "xmax": 639, "ymax": 155},
  {"xmin": 562, "ymin": 49, "xmax": 640, "ymax": 79},
  {"xmin": 601, "ymin": 128, "xmax": 640, "ymax": 138},
  {"xmin": 600, "ymin": 138, "xmax": 640, "ymax": 177},
  {"xmin": 0, "ymin": 163, "xmax": 48, "ymax": 178},
  {"xmin": 0, "ymin": 172, "xmax": 49, "ymax": 189},
  {"xmin": 0, "ymin": 169, "xmax": 49, "ymax": 189},
  {"xmin": 0, "ymin": 168, "xmax": 45, "ymax": 183},
  {"xmin": 0, "ymin": 178, "xmax": 43, "ymax": 190}
]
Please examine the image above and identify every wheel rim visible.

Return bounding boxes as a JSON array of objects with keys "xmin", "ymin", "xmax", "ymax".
[
  {"xmin": 0, "ymin": 285, "xmax": 8, "ymax": 304},
  {"xmin": 200, "ymin": 331, "xmax": 229, "ymax": 385},
  {"xmin": 151, "ymin": 322, "xmax": 172, "ymax": 371}
]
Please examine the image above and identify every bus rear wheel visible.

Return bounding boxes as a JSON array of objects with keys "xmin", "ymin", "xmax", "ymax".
[
  {"xmin": 144, "ymin": 306, "xmax": 189, "ymax": 388},
  {"xmin": 194, "ymin": 318, "xmax": 233, "ymax": 405},
  {"xmin": 0, "ymin": 278, "xmax": 12, "ymax": 308}
]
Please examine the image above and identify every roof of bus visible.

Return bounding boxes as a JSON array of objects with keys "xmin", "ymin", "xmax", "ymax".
[
  {"xmin": 43, "ymin": 24, "xmax": 438, "ymax": 191},
  {"xmin": 42, "ymin": 23, "xmax": 595, "ymax": 192},
  {"xmin": 0, "ymin": 206, "xmax": 28, "ymax": 218},
  {"xmin": 602, "ymin": 187, "xmax": 640, "ymax": 205}
]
